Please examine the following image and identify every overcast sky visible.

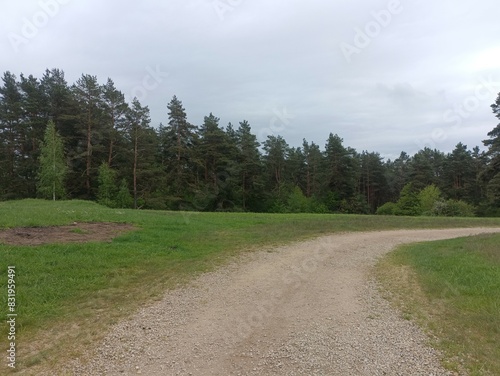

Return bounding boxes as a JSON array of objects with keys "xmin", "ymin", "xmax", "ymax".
[{"xmin": 1, "ymin": 0, "xmax": 499, "ymax": 160}]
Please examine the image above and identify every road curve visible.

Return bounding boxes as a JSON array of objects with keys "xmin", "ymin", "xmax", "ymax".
[{"xmin": 67, "ymin": 228, "xmax": 500, "ymax": 376}]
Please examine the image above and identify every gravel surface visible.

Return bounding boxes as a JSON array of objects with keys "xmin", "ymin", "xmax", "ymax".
[{"xmin": 63, "ymin": 228, "xmax": 500, "ymax": 376}]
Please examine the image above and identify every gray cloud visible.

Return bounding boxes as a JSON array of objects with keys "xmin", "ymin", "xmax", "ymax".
[{"xmin": 2, "ymin": 0, "xmax": 499, "ymax": 160}]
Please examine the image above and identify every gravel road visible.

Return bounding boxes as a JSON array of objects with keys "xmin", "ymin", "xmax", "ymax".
[{"xmin": 67, "ymin": 228, "xmax": 500, "ymax": 376}]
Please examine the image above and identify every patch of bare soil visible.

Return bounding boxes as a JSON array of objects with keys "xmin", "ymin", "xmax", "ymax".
[{"xmin": 0, "ymin": 222, "xmax": 136, "ymax": 246}]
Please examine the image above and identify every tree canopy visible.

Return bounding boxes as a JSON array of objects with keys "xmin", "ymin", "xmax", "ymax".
[{"xmin": 1, "ymin": 69, "xmax": 500, "ymax": 216}]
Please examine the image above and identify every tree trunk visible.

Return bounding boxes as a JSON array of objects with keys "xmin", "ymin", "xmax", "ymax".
[
  {"xmin": 86, "ymin": 107, "xmax": 92, "ymax": 196},
  {"xmin": 133, "ymin": 129, "xmax": 138, "ymax": 209}
]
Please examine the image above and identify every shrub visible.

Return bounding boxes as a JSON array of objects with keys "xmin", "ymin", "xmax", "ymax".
[
  {"xmin": 432, "ymin": 199, "xmax": 475, "ymax": 217},
  {"xmin": 286, "ymin": 186, "xmax": 310, "ymax": 213},
  {"xmin": 376, "ymin": 202, "xmax": 397, "ymax": 215},
  {"xmin": 418, "ymin": 184, "xmax": 442, "ymax": 215},
  {"xmin": 395, "ymin": 183, "xmax": 422, "ymax": 216},
  {"xmin": 97, "ymin": 163, "xmax": 117, "ymax": 208},
  {"xmin": 115, "ymin": 179, "xmax": 134, "ymax": 209}
]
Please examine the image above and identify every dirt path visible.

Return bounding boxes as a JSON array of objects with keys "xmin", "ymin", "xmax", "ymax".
[{"xmin": 67, "ymin": 228, "xmax": 500, "ymax": 376}]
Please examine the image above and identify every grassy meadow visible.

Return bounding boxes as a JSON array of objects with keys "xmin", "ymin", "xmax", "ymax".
[
  {"xmin": 377, "ymin": 234, "xmax": 500, "ymax": 375},
  {"xmin": 0, "ymin": 199, "xmax": 499, "ymax": 372}
]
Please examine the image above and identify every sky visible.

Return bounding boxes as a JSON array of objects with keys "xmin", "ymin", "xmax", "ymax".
[{"xmin": 1, "ymin": 0, "xmax": 499, "ymax": 160}]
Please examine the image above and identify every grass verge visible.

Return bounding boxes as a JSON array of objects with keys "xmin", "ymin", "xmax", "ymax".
[
  {"xmin": 0, "ymin": 199, "xmax": 499, "ymax": 373},
  {"xmin": 376, "ymin": 234, "xmax": 500, "ymax": 376}
]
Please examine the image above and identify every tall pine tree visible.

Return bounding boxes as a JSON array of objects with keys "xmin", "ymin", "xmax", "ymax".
[
  {"xmin": 235, "ymin": 120, "xmax": 262, "ymax": 211},
  {"xmin": 162, "ymin": 96, "xmax": 198, "ymax": 202}
]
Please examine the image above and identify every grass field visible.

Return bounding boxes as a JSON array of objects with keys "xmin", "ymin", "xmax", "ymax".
[
  {"xmin": 377, "ymin": 234, "xmax": 500, "ymax": 375},
  {"xmin": 1, "ymin": 199, "xmax": 499, "ymax": 372}
]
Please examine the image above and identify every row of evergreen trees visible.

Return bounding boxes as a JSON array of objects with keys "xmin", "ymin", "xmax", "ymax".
[{"xmin": 1, "ymin": 69, "xmax": 500, "ymax": 215}]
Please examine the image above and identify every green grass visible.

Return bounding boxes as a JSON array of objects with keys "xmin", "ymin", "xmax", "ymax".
[
  {"xmin": 0, "ymin": 199, "xmax": 499, "ymax": 373},
  {"xmin": 377, "ymin": 234, "xmax": 500, "ymax": 375}
]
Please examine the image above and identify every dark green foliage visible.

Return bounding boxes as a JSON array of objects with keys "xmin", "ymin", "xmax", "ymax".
[
  {"xmin": 486, "ymin": 172, "xmax": 500, "ymax": 206},
  {"xmin": 359, "ymin": 151, "xmax": 388, "ymax": 212},
  {"xmin": 0, "ymin": 72, "xmax": 24, "ymax": 198},
  {"xmin": 302, "ymin": 139, "xmax": 323, "ymax": 198},
  {"xmin": 161, "ymin": 96, "xmax": 198, "ymax": 200},
  {"xmin": 71, "ymin": 74, "xmax": 105, "ymax": 198},
  {"xmin": 481, "ymin": 96, "xmax": 500, "ymax": 211},
  {"xmin": 443, "ymin": 143, "xmax": 479, "ymax": 202},
  {"xmin": 384, "ymin": 151, "xmax": 411, "ymax": 202},
  {"xmin": 324, "ymin": 133, "xmax": 357, "ymax": 202},
  {"xmin": 1, "ymin": 69, "xmax": 500, "ymax": 215}
]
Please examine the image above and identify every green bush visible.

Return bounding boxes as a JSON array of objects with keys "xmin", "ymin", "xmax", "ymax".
[
  {"xmin": 395, "ymin": 183, "xmax": 422, "ymax": 216},
  {"xmin": 432, "ymin": 199, "xmax": 475, "ymax": 217},
  {"xmin": 286, "ymin": 186, "xmax": 310, "ymax": 213},
  {"xmin": 339, "ymin": 195, "xmax": 370, "ymax": 214},
  {"xmin": 115, "ymin": 179, "xmax": 134, "ymax": 208},
  {"xmin": 97, "ymin": 163, "xmax": 117, "ymax": 207},
  {"xmin": 418, "ymin": 184, "xmax": 442, "ymax": 215},
  {"xmin": 476, "ymin": 203, "xmax": 500, "ymax": 217},
  {"xmin": 376, "ymin": 202, "xmax": 397, "ymax": 215}
]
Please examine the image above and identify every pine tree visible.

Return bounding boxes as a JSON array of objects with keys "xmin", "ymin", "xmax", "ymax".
[
  {"xmin": 198, "ymin": 113, "xmax": 227, "ymax": 188},
  {"xmin": 286, "ymin": 146, "xmax": 306, "ymax": 189},
  {"xmin": 407, "ymin": 148, "xmax": 437, "ymax": 190},
  {"xmin": 485, "ymin": 92, "xmax": 500, "ymax": 160},
  {"xmin": 195, "ymin": 113, "xmax": 235, "ymax": 210},
  {"xmin": 443, "ymin": 143, "xmax": 477, "ymax": 202},
  {"xmin": 359, "ymin": 151, "xmax": 388, "ymax": 212},
  {"xmin": 481, "ymin": 92, "xmax": 500, "ymax": 209},
  {"xmin": 486, "ymin": 173, "xmax": 500, "ymax": 207},
  {"xmin": 162, "ymin": 96, "xmax": 198, "ymax": 200},
  {"xmin": 41, "ymin": 69, "xmax": 77, "ymax": 133},
  {"xmin": 19, "ymin": 74, "xmax": 49, "ymax": 197},
  {"xmin": 235, "ymin": 120, "xmax": 262, "ymax": 211},
  {"xmin": 385, "ymin": 151, "xmax": 411, "ymax": 202},
  {"xmin": 41, "ymin": 69, "xmax": 79, "ymax": 168},
  {"xmin": 263, "ymin": 135, "xmax": 289, "ymax": 196},
  {"xmin": 0, "ymin": 72, "xmax": 23, "ymax": 198},
  {"xmin": 302, "ymin": 139, "xmax": 323, "ymax": 198},
  {"xmin": 125, "ymin": 98, "xmax": 152, "ymax": 209},
  {"xmin": 102, "ymin": 78, "xmax": 128, "ymax": 166},
  {"xmin": 323, "ymin": 133, "xmax": 356, "ymax": 205},
  {"xmin": 471, "ymin": 146, "xmax": 488, "ymax": 205},
  {"xmin": 72, "ymin": 74, "xmax": 106, "ymax": 198},
  {"xmin": 37, "ymin": 120, "xmax": 67, "ymax": 200}
]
